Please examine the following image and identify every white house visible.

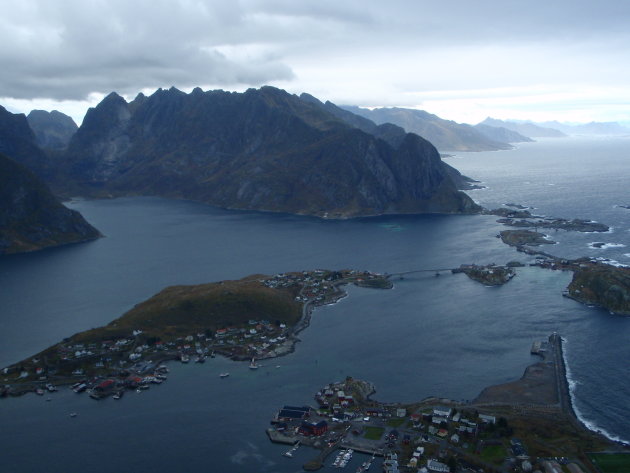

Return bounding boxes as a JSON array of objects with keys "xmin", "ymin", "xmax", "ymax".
[
  {"xmin": 427, "ymin": 459, "xmax": 450, "ymax": 472},
  {"xmin": 433, "ymin": 407, "xmax": 452, "ymax": 418}
]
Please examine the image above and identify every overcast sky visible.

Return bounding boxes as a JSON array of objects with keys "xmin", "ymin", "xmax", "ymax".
[{"xmin": 2, "ymin": 0, "xmax": 629, "ymax": 125}]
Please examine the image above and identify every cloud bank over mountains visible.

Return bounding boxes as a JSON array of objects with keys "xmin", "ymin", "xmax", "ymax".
[{"xmin": 2, "ymin": 0, "xmax": 629, "ymax": 124}]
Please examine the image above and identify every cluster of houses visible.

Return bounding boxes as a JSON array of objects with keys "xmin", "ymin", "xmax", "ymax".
[{"xmin": 268, "ymin": 379, "xmax": 595, "ymax": 473}]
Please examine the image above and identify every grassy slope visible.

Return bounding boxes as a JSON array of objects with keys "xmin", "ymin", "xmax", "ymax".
[{"xmin": 71, "ymin": 275, "xmax": 303, "ymax": 343}]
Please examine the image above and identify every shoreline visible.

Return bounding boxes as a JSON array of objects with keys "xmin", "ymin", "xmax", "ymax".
[
  {"xmin": 561, "ymin": 337, "xmax": 630, "ymax": 446},
  {"xmin": 268, "ymin": 334, "xmax": 628, "ymax": 473}
]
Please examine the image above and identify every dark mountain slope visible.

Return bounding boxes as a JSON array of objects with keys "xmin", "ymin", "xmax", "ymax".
[
  {"xmin": 0, "ymin": 153, "xmax": 101, "ymax": 255},
  {"xmin": 0, "ymin": 105, "xmax": 50, "ymax": 177}
]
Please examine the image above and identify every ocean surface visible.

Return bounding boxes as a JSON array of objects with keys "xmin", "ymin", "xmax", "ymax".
[{"xmin": 0, "ymin": 136, "xmax": 628, "ymax": 472}]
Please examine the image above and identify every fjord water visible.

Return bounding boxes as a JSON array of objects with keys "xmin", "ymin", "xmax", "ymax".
[{"xmin": 0, "ymin": 136, "xmax": 629, "ymax": 472}]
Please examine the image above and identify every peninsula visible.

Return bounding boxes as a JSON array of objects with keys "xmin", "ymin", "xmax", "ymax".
[{"xmin": 0, "ymin": 269, "xmax": 391, "ymax": 398}]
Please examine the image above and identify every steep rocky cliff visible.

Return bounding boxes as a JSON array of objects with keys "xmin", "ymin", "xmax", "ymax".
[
  {"xmin": 59, "ymin": 86, "xmax": 479, "ymax": 217},
  {"xmin": 0, "ymin": 153, "xmax": 101, "ymax": 255}
]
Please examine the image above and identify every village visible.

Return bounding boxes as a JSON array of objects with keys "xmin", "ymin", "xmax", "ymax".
[
  {"xmin": 266, "ymin": 367, "xmax": 611, "ymax": 473},
  {"xmin": 0, "ymin": 269, "xmax": 391, "ymax": 399}
]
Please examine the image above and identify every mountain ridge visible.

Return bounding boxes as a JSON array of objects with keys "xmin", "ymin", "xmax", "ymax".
[
  {"xmin": 54, "ymin": 86, "xmax": 480, "ymax": 217},
  {"xmin": 480, "ymin": 117, "xmax": 566, "ymax": 138},
  {"xmin": 341, "ymin": 105, "xmax": 512, "ymax": 152}
]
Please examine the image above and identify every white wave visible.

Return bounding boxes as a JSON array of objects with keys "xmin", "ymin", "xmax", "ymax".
[
  {"xmin": 592, "ymin": 257, "xmax": 629, "ymax": 268},
  {"xmin": 625, "ymin": 253, "xmax": 630, "ymax": 258},
  {"xmin": 561, "ymin": 337, "xmax": 630, "ymax": 445},
  {"xmin": 588, "ymin": 242, "xmax": 626, "ymax": 249}
]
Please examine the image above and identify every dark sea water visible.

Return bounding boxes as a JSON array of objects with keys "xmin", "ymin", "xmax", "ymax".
[{"xmin": 0, "ymin": 136, "xmax": 629, "ymax": 472}]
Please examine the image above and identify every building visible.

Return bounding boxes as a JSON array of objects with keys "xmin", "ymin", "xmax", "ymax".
[
  {"xmin": 298, "ymin": 420, "xmax": 328, "ymax": 436},
  {"xmin": 427, "ymin": 459, "xmax": 450, "ymax": 472},
  {"xmin": 478, "ymin": 414, "xmax": 496, "ymax": 424},
  {"xmin": 276, "ymin": 405, "xmax": 310, "ymax": 421},
  {"xmin": 433, "ymin": 407, "xmax": 453, "ymax": 418}
]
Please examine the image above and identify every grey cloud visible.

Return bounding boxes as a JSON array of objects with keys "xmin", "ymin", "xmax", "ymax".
[
  {"xmin": 0, "ymin": 0, "xmax": 295, "ymax": 100},
  {"xmin": 1, "ymin": 0, "xmax": 629, "ymax": 102}
]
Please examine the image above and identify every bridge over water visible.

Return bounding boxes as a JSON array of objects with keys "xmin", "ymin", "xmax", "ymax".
[{"xmin": 386, "ymin": 267, "xmax": 457, "ymax": 278}]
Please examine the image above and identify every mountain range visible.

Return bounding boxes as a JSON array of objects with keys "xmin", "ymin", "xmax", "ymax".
[
  {"xmin": 341, "ymin": 106, "xmax": 517, "ymax": 152},
  {"xmin": 534, "ymin": 120, "xmax": 630, "ymax": 136},
  {"xmin": 479, "ymin": 118, "xmax": 567, "ymax": 138},
  {"xmin": 47, "ymin": 86, "xmax": 480, "ymax": 217}
]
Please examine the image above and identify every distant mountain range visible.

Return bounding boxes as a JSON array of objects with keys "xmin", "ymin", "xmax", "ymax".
[
  {"xmin": 472, "ymin": 124, "xmax": 533, "ymax": 144},
  {"xmin": 534, "ymin": 120, "xmax": 630, "ymax": 136},
  {"xmin": 479, "ymin": 118, "xmax": 566, "ymax": 138},
  {"xmin": 341, "ymin": 106, "xmax": 517, "ymax": 152},
  {"xmin": 479, "ymin": 118, "xmax": 630, "ymax": 137}
]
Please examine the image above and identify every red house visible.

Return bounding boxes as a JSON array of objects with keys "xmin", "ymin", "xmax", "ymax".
[{"xmin": 298, "ymin": 420, "xmax": 328, "ymax": 436}]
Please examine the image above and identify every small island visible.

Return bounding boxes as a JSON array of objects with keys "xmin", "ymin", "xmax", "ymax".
[
  {"xmin": 566, "ymin": 264, "xmax": 630, "ymax": 315},
  {"xmin": 453, "ymin": 264, "xmax": 516, "ymax": 286},
  {"xmin": 499, "ymin": 229, "xmax": 556, "ymax": 248},
  {"xmin": 0, "ymin": 269, "xmax": 392, "ymax": 398},
  {"xmin": 267, "ymin": 334, "xmax": 629, "ymax": 473},
  {"xmin": 487, "ymin": 207, "xmax": 610, "ymax": 233}
]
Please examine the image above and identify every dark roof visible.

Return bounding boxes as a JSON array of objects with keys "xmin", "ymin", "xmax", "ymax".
[
  {"xmin": 278, "ymin": 409, "xmax": 308, "ymax": 419},
  {"xmin": 283, "ymin": 405, "xmax": 310, "ymax": 412}
]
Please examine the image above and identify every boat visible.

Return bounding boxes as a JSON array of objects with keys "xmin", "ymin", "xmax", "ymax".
[
  {"xmin": 332, "ymin": 449, "xmax": 352, "ymax": 468},
  {"xmin": 195, "ymin": 355, "xmax": 206, "ymax": 363},
  {"xmin": 219, "ymin": 372, "xmax": 230, "ymax": 378},
  {"xmin": 69, "ymin": 412, "xmax": 77, "ymax": 418},
  {"xmin": 113, "ymin": 391, "xmax": 124, "ymax": 400},
  {"xmin": 210, "ymin": 351, "xmax": 216, "ymax": 358},
  {"xmin": 283, "ymin": 441, "xmax": 300, "ymax": 457},
  {"xmin": 180, "ymin": 354, "xmax": 190, "ymax": 363},
  {"xmin": 249, "ymin": 358, "xmax": 259, "ymax": 370}
]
